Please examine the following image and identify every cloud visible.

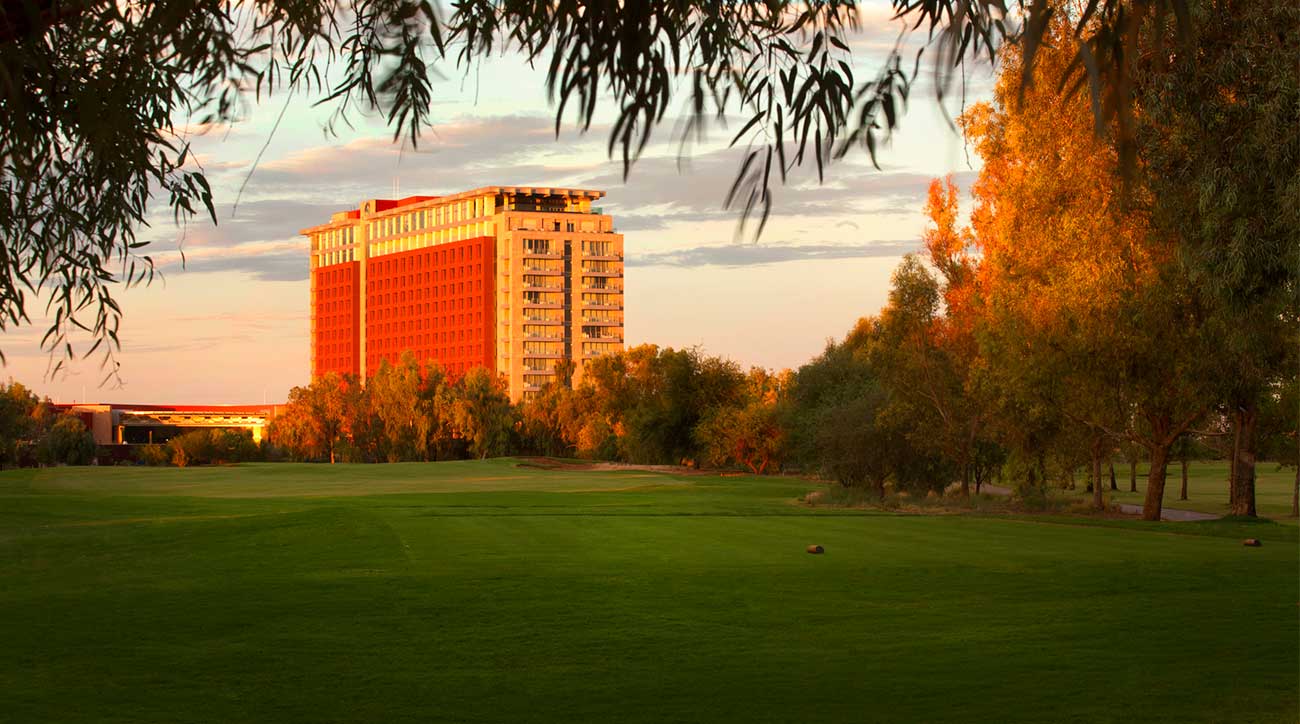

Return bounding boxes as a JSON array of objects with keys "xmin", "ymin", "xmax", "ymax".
[
  {"xmin": 630, "ymin": 240, "xmax": 919, "ymax": 268},
  {"xmin": 127, "ymin": 106, "xmax": 976, "ymax": 282},
  {"xmin": 251, "ymin": 115, "xmax": 605, "ymax": 193},
  {"xmin": 591, "ymin": 149, "xmax": 976, "ymax": 231},
  {"xmin": 151, "ymin": 239, "xmax": 309, "ymax": 282},
  {"xmin": 172, "ymin": 248, "xmax": 308, "ymax": 282}
]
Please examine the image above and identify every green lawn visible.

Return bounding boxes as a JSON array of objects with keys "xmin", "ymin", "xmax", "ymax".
[
  {"xmin": 1072, "ymin": 460, "xmax": 1297, "ymax": 521},
  {"xmin": 1, "ymin": 461, "xmax": 1295, "ymax": 723}
]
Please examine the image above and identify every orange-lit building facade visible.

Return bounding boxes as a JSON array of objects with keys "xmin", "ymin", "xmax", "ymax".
[{"xmin": 302, "ymin": 186, "xmax": 625, "ymax": 400}]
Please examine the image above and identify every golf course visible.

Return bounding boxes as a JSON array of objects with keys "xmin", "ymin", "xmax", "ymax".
[{"xmin": 1, "ymin": 460, "xmax": 1295, "ymax": 723}]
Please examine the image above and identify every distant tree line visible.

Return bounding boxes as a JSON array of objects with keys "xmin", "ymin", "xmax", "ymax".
[{"xmin": 266, "ymin": 348, "xmax": 787, "ymax": 475}]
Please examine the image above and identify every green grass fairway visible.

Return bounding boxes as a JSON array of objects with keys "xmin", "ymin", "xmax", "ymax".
[
  {"xmin": 1073, "ymin": 460, "xmax": 1298, "ymax": 522},
  {"xmin": 1, "ymin": 461, "xmax": 1296, "ymax": 723}
]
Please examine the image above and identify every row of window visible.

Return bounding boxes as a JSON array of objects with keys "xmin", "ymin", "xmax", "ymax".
[
  {"xmin": 368, "ymin": 224, "xmax": 492, "ymax": 256},
  {"xmin": 369, "ymin": 283, "xmax": 482, "ymax": 305},
  {"xmin": 371, "ymin": 248, "xmax": 482, "ymax": 274},
  {"xmin": 522, "ymin": 341, "xmax": 564, "ymax": 355},
  {"xmin": 315, "ymin": 226, "xmax": 356, "ymax": 250},
  {"xmin": 580, "ymin": 293, "xmax": 621, "ymax": 305},
  {"xmin": 318, "ymin": 300, "xmax": 353, "ymax": 315},
  {"xmin": 370, "ymin": 268, "xmax": 481, "ymax": 291},
  {"xmin": 316, "ymin": 268, "xmax": 354, "ymax": 285},
  {"xmin": 366, "ymin": 354, "xmax": 481, "ymax": 376},
  {"xmin": 369, "ymin": 314, "xmax": 482, "ymax": 335},
  {"xmin": 368, "ymin": 197, "xmax": 491, "ymax": 240},
  {"xmin": 368, "ymin": 299, "xmax": 481, "ymax": 322},
  {"xmin": 372, "ymin": 333, "xmax": 484, "ymax": 350},
  {"xmin": 320, "ymin": 323, "xmax": 352, "ymax": 341}
]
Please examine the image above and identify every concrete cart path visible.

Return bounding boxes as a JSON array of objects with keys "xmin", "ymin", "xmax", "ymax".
[{"xmin": 1115, "ymin": 503, "xmax": 1220, "ymax": 521}]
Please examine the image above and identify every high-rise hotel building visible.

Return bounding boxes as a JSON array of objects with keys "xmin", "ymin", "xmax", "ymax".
[{"xmin": 302, "ymin": 186, "xmax": 625, "ymax": 401}]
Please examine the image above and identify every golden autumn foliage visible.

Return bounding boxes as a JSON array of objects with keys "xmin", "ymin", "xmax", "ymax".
[
  {"xmin": 962, "ymin": 14, "xmax": 1164, "ymax": 343},
  {"xmin": 948, "ymin": 11, "xmax": 1222, "ymax": 519}
]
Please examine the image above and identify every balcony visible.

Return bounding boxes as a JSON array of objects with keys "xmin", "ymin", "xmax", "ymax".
[
  {"xmin": 583, "ymin": 334, "xmax": 624, "ymax": 342},
  {"xmin": 580, "ymin": 269, "xmax": 623, "ymax": 277},
  {"xmin": 581, "ymin": 251, "xmax": 622, "ymax": 261},
  {"xmin": 523, "ymin": 317, "xmax": 564, "ymax": 325},
  {"xmin": 522, "ymin": 267, "xmax": 564, "ymax": 275},
  {"xmin": 581, "ymin": 301, "xmax": 623, "ymax": 310},
  {"xmin": 580, "ymin": 318, "xmax": 621, "ymax": 326},
  {"xmin": 522, "ymin": 301, "xmax": 564, "ymax": 309},
  {"xmin": 521, "ymin": 251, "xmax": 562, "ymax": 259},
  {"xmin": 524, "ymin": 333, "xmax": 565, "ymax": 340}
]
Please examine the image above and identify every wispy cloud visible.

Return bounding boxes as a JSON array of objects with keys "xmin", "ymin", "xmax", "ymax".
[
  {"xmin": 131, "ymin": 108, "xmax": 972, "ymax": 282},
  {"xmin": 630, "ymin": 240, "xmax": 919, "ymax": 268}
]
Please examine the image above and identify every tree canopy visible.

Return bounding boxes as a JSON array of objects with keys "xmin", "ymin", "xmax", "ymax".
[{"xmin": 0, "ymin": 0, "xmax": 1196, "ymax": 371}]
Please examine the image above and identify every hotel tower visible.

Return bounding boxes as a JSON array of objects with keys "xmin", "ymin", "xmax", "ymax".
[{"xmin": 302, "ymin": 186, "xmax": 625, "ymax": 401}]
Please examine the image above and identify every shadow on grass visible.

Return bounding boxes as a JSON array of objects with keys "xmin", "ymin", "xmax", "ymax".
[{"xmin": 800, "ymin": 484, "xmax": 1300, "ymax": 542}]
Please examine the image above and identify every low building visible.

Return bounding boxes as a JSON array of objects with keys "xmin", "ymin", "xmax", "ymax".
[{"xmin": 55, "ymin": 403, "xmax": 280, "ymax": 446}]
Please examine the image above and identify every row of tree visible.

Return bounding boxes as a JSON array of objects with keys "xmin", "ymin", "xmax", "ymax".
[
  {"xmin": 269, "ymin": 363, "xmax": 514, "ymax": 464},
  {"xmin": 267, "ymin": 349, "xmax": 786, "ymax": 474},
  {"xmin": 785, "ymin": 5, "xmax": 1297, "ymax": 521}
]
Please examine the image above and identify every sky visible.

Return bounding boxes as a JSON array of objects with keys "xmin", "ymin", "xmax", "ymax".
[{"xmin": 1, "ymin": 5, "xmax": 994, "ymax": 404}]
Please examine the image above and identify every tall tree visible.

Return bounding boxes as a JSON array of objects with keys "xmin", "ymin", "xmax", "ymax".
[
  {"xmin": 270, "ymin": 373, "xmax": 359, "ymax": 463},
  {"xmin": 1136, "ymin": 0, "xmax": 1300, "ymax": 517},
  {"xmin": 449, "ymin": 367, "xmax": 514, "ymax": 460},
  {"xmin": 0, "ymin": 381, "xmax": 40, "ymax": 467},
  {"xmin": 964, "ymin": 13, "xmax": 1213, "ymax": 519},
  {"xmin": 369, "ymin": 352, "xmax": 449, "ymax": 462}
]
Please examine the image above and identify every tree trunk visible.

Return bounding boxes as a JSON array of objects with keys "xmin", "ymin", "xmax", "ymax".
[
  {"xmin": 1289, "ymin": 428, "xmax": 1300, "ymax": 519},
  {"xmin": 961, "ymin": 463, "xmax": 971, "ymax": 497},
  {"xmin": 1129, "ymin": 459, "xmax": 1137, "ymax": 493},
  {"xmin": 1179, "ymin": 449, "xmax": 1189, "ymax": 501},
  {"xmin": 1229, "ymin": 405, "xmax": 1258, "ymax": 517},
  {"xmin": 1292, "ymin": 450, "xmax": 1299, "ymax": 518},
  {"xmin": 1092, "ymin": 443, "xmax": 1104, "ymax": 511},
  {"xmin": 1069, "ymin": 466, "xmax": 1077, "ymax": 490},
  {"xmin": 1108, "ymin": 460, "xmax": 1117, "ymax": 491},
  {"xmin": 1228, "ymin": 418, "xmax": 1240, "ymax": 509},
  {"xmin": 1141, "ymin": 444, "xmax": 1171, "ymax": 521}
]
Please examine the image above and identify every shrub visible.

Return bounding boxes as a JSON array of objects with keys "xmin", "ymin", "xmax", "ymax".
[
  {"xmin": 207, "ymin": 429, "xmax": 260, "ymax": 464},
  {"xmin": 36, "ymin": 415, "xmax": 96, "ymax": 466},
  {"xmin": 135, "ymin": 444, "xmax": 170, "ymax": 466},
  {"xmin": 167, "ymin": 429, "xmax": 261, "ymax": 467}
]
